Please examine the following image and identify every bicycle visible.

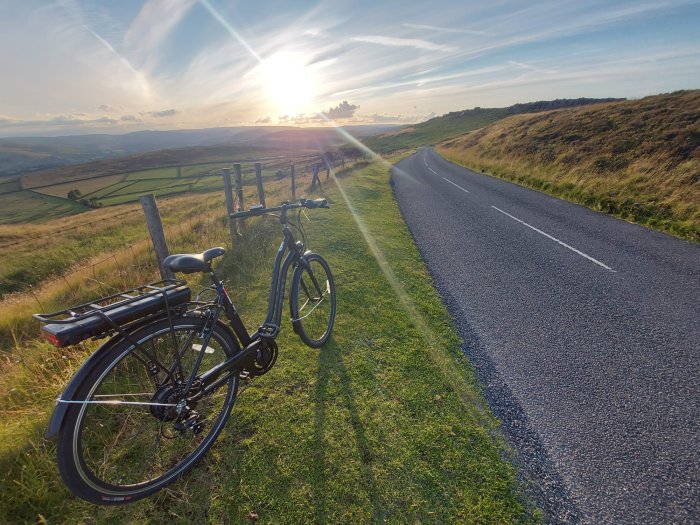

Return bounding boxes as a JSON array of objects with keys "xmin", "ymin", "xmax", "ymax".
[{"xmin": 34, "ymin": 198, "xmax": 336, "ymax": 504}]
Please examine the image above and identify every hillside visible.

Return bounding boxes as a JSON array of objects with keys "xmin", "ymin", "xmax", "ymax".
[
  {"xmin": 437, "ymin": 90, "xmax": 700, "ymax": 240},
  {"xmin": 364, "ymin": 98, "xmax": 624, "ymax": 151},
  {"xmin": 0, "ymin": 125, "xmax": 395, "ymax": 177}
]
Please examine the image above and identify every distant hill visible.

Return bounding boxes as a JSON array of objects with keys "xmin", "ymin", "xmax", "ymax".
[
  {"xmin": 364, "ymin": 98, "xmax": 625, "ymax": 151},
  {"xmin": 437, "ymin": 90, "xmax": 700, "ymax": 240},
  {"xmin": 0, "ymin": 125, "xmax": 397, "ymax": 177}
]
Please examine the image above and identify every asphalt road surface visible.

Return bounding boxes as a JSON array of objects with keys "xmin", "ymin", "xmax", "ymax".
[{"xmin": 392, "ymin": 148, "xmax": 699, "ymax": 524}]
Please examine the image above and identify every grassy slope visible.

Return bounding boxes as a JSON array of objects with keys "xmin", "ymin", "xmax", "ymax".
[
  {"xmin": 364, "ymin": 98, "xmax": 624, "ymax": 152},
  {"xmin": 0, "ymin": 194, "xmax": 220, "ymax": 297},
  {"xmin": 365, "ymin": 108, "xmax": 510, "ymax": 151},
  {"xmin": 437, "ymin": 90, "xmax": 700, "ymax": 240},
  {"xmin": 0, "ymin": 160, "xmax": 538, "ymax": 524}
]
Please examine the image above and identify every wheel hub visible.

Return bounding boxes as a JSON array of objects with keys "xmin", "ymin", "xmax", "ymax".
[{"xmin": 149, "ymin": 385, "xmax": 182, "ymax": 421}]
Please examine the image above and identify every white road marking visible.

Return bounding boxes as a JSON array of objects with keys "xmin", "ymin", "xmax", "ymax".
[
  {"xmin": 428, "ymin": 167, "xmax": 438, "ymax": 174},
  {"xmin": 491, "ymin": 206, "xmax": 615, "ymax": 271},
  {"xmin": 443, "ymin": 177, "xmax": 470, "ymax": 193}
]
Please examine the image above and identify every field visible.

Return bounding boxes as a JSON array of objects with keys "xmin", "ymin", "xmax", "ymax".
[
  {"xmin": 437, "ymin": 90, "xmax": 700, "ymax": 240},
  {"xmin": 4, "ymin": 149, "xmax": 320, "ymax": 224},
  {"xmin": 0, "ymin": 189, "xmax": 87, "ymax": 224},
  {"xmin": 0, "ymin": 158, "xmax": 539, "ymax": 524},
  {"xmin": 0, "ymin": 148, "xmax": 334, "ymax": 297}
]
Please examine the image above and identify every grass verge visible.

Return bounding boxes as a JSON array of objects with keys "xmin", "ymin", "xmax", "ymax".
[
  {"xmin": 437, "ymin": 91, "xmax": 700, "ymax": 241},
  {"xmin": 0, "ymin": 159, "xmax": 538, "ymax": 524}
]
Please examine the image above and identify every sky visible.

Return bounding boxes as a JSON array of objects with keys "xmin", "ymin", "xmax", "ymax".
[{"xmin": 0, "ymin": 0, "xmax": 699, "ymax": 137}]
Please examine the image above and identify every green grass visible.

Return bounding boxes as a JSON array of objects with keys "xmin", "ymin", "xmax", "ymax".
[
  {"xmin": 124, "ymin": 167, "xmax": 180, "ymax": 181},
  {"xmin": 0, "ymin": 190, "xmax": 86, "ymax": 224},
  {"xmin": 0, "ymin": 159, "xmax": 538, "ymax": 524},
  {"xmin": 34, "ymin": 174, "xmax": 128, "ymax": 199},
  {"xmin": 365, "ymin": 109, "xmax": 510, "ymax": 152},
  {"xmin": 0, "ymin": 177, "xmax": 21, "ymax": 193}
]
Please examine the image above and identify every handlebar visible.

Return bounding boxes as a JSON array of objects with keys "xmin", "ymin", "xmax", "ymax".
[{"xmin": 229, "ymin": 198, "xmax": 328, "ymax": 220}]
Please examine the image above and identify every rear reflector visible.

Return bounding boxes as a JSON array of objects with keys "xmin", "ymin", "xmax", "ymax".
[{"xmin": 43, "ymin": 331, "xmax": 64, "ymax": 347}]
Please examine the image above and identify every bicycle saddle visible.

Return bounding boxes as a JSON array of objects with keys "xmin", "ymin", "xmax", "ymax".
[{"xmin": 163, "ymin": 247, "xmax": 225, "ymax": 274}]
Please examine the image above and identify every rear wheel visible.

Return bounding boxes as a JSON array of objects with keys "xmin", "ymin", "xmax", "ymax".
[
  {"xmin": 56, "ymin": 316, "xmax": 239, "ymax": 504},
  {"xmin": 290, "ymin": 253, "xmax": 336, "ymax": 348}
]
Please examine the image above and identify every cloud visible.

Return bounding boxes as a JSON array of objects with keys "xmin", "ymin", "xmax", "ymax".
[
  {"xmin": 255, "ymin": 116, "xmax": 271, "ymax": 124},
  {"xmin": 508, "ymin": 61, "xmax": 557, "ymax": 75},
  {"xmin": 48, "ymin": 115, "xmax": 118, "ymax": 125},
  {"xmin": 277, "ymin": 113, "xmax": 324, "ymax": 125},
  {"xmin": 323, "ymin": 100, "xmax": 359, "ymax": 119},
  {"xmin": 304, "ymin": 28, "xmax": 322, "ymax": 37},
  {"xmin": 120, "ymin": 114, "xmax": 141, "ymax": 122},
  {"xmin": 0, "ymin": 114, "xmax": 119, "ymax": 135},
  {"xmin": 403, "ymin": 23, "xmax": 490, "ymax": 36},
  {"xmin": 352, "ymin": 35, "xmax": 457, "ymax": 53},
  {"xmin": 146, "ymin": 109, "xmax": 178, "ymax": 118},
  {"xmin": 124, "ymin": 0, "xmax": 196, "ymax": 70}
]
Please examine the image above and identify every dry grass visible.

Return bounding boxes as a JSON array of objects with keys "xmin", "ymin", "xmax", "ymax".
[{"xmin": 438, "ymin": 90, "xmax": 700, "ymax": 240}]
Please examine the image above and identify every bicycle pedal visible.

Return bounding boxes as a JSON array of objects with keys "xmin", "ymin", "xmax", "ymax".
[{"xmin": 239, "ymin": 371, "xmax": 250, "ymax": 379}]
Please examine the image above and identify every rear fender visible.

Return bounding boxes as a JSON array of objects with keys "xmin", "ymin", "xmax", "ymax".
[
  {"xmin": 46, "ymin": 314, "xmax": 241, "ymax": 439},
  {"xmin": 45, "ymin": 315, "xmax": 170, "ymax": 440}
]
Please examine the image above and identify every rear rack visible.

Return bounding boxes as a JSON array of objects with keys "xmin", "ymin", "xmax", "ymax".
[{"xmin": 34, "ymin": 279, "xmax": 191, "ymax": 347}]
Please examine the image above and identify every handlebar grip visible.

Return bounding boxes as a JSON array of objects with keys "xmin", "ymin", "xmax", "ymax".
[
  {"xmin": 230, "ymin": 204, "xmax": 265, "ymax": 219},
  {"xmin": 308, "ymin": 198, "xmax": 328, "ymax": 209}
]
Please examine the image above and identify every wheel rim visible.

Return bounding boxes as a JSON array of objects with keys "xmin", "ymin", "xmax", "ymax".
[
  {"xmin": 296, "ymin": 260, "xmax": 334, "ymax": 343},
  {"xmin": 73, "ymin": 324, "xmax": 235, "ymax": 492}
]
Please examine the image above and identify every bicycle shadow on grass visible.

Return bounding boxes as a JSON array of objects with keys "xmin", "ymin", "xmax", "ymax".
[{"xmin": 313, "ymin": 337, "xmax": 383, "ymax": 524}]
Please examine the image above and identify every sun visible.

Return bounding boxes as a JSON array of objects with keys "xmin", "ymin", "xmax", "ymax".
[{"xmin": 258, "ymin": 52, "xmax": 316, "ymax": 116}]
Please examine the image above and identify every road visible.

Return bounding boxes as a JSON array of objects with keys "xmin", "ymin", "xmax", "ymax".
[{"xmin": 392, "ymin": 148, "xmax": 700, "ymax": 524}]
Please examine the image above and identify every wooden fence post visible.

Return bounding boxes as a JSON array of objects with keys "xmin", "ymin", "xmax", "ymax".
[
  {"xmin": 255, "ymin": 162, "xmax": 266, "ymax": 207},
  {"xmin": 233, "ymin": 163, "xmax": 245, "ymax": 231},
  {"xmin": 222, "ymin": 168, "xmax": 237, "ymax": 242},
  {"xmin": 233, "ymin": 163, "xmax": 244, "ymax": 211},
  {"xmin": 311, "ymin": 164, "xmax": 321, "ymax": 189},
  {"xmin": 290, "ymin": 164, "xmax": 296, "ymax": 201},
  {"xmin": 139, "ymin": 194, "xmax": 174, "ymax": 280}
]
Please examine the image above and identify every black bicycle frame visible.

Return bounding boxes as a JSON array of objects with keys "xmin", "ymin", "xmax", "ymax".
[{"xmin": 190, "ymin": 225, "xmax": 304, "ymax": 399}]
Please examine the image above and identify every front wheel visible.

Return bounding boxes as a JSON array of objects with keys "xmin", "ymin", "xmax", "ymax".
[
  {"xmin": 290, "ymin": 253, "xmax": 336, "ymax": 348},
  {"xmin": 55, "ymin": 315, "xmax": 240, "ymax": 504}
]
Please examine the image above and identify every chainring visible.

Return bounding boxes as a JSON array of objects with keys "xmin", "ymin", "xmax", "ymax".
[{"xmin": 251, "ymin": 339, "xmax": 278, "ymax": 376}]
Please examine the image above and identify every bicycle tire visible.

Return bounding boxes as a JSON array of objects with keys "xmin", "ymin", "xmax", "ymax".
[
  {"xmin": 56, "ymin": 315, "xmax": 240, "ymax": 504},
  {"xmin": 290, "ymin": 253, "xmax": 336, "ymax": 348}
]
